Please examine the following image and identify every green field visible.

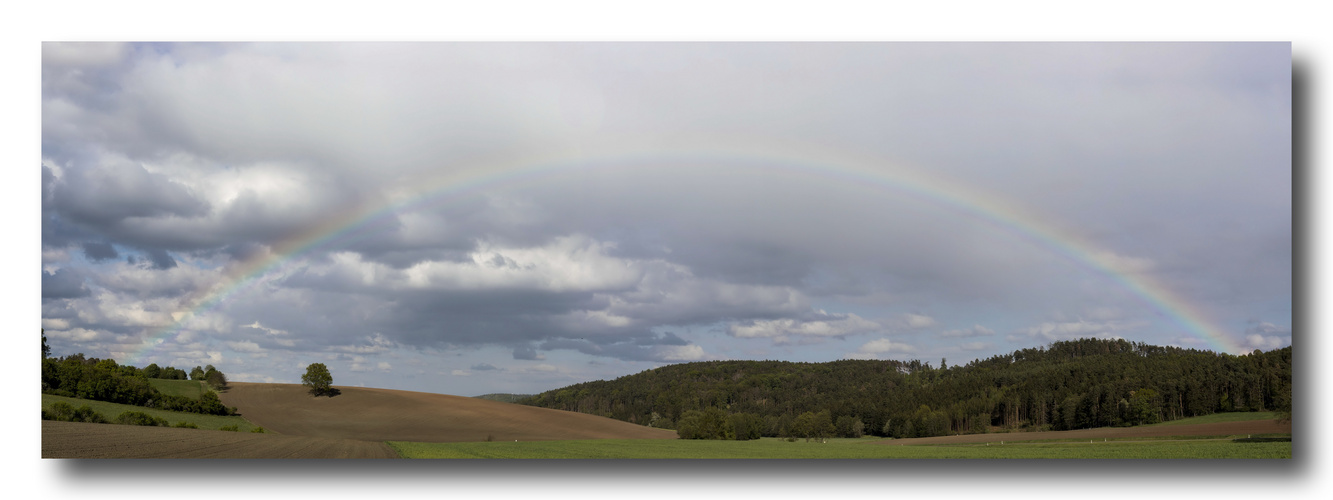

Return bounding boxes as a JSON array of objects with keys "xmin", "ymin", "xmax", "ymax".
[
  {"xmin": 147, "ymin": 378, "xmax": 209, "ymax": 399},
  {"xmin": 388, "ymin": 436, "xmax": 1290, "ymax": 459},
  {"xmin": 1145, "ymin": 411, "xmax": 1280, "ymax": 426},
  {"xmin": 41, "ymin": 394, "xmax": 263, "ymax": 432}
]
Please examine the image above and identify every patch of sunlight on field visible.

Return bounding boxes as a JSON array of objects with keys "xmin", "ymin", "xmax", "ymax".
[
  {"xmin": 41, "ymin": 394, "xmax": 262, "ymax": 432},
  {"xmin": 387, "ymin": 437, "xmax": 1290, "ymax": 459}
]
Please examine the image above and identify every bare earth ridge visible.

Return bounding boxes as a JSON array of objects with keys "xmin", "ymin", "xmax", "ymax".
[{"xmin": 217, "ymin": 382, "xmax": 679, "ymax": 443}]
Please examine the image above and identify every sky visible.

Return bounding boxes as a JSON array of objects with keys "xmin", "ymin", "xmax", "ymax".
[{"xmin": 39, "ymin": 41, "xmax": 1292, "ymax": 396}]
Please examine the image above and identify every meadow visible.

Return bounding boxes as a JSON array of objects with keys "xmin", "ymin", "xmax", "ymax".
[
  {"xmin": 41, "ymin": 394, "xmax": 263, "ymax": 432},
  {"xmin": 388, "ymin": 435, "xmax": 1290, "ymax": 459},
  {"xmin": 146, "ymin": 378, "xmax": 209, "ymax": 399}
]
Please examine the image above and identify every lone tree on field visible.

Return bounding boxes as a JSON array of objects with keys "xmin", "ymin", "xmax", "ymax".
[{"xmin": 302, "ymin": 363, "xmax": 334, "ymax": 396}]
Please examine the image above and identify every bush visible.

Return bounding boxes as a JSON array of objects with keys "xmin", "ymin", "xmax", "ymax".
[
  {"xmin": 676, "ymin": 408, "xmax": 736, "ymax": 440},
  {"xmin": 47, "ymin": 402, "xmax": 108, "ymax": 423},
  {"xmin": 116, "ymin": 411, "xmax": 168, "ymax": 426},
  {"xmin": 250, "ymin": 427, "xmax": 266, "ymax": 433},
  {"xmin": 173, "ymin": 421, "xmax": 199, "ymax": 429},
  {"xmin": 49, "ymin": 401, "xmax": 73, "ymax": 420},
  {"xmin": 219, "ymin": 425, "xmax": 239, "ymax": 432}
]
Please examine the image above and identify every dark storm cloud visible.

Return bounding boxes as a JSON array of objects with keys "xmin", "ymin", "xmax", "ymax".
[
  {"xmin": 52, "ymin": 160, "xmax": 209, "ymax": 227},
  {"xmin": 143, "ymin": 249, "xmax": 178, "ymax": 270},
  {"xmin": 42, "ymin": 269, "xmax": 90, "ymax": 299},
  {"xmin": 125, "ymin": 249, "xmax": 177, "ymax": 270},
  {"xmin": 81, "ymin": 241, "xmax": 119, "ymax": 262}
]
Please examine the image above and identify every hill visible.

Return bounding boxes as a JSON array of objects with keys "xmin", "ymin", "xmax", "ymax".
[
  {"xmin": 217, "ymin": 382, "xmax": 677, "ymax": 443},
  {"xmin": 518, "ymin": 338, "xmax": 1292, "ymax": 439},
  {"xmin": 474, "ymin": 393, "xmax": 533, "ymax": 403}
]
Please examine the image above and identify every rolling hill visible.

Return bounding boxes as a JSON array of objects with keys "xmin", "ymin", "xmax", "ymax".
[{"xmin": 216, "ymin": 382, "xmax": 677, "ymax": 443}]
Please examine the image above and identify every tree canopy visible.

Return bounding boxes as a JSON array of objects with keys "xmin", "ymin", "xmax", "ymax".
[
  {"xmin": 302, "ymin": 363, "xmax": 334, "ymax": 396},
  {"xmin": 520, "ymin": 338, "xmax": 1292, "ymax": 440}
]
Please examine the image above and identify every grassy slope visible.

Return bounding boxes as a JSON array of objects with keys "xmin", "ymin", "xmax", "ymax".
[
  {"xmin": 41, "ymin": 394, "xmax": 262, "ymax": 432},
  {"xmin": 1146, "ymin": 411, "xmax": 1280, "ymax": 426},
  {"xmin": 389, "ymin": 436, "xmax": 1290, "ymax": 459},
  {"xmin": 147, "ymin": 378, "xmax": 208, "ymax": 399},
  {"xmin": 391, "ymin": 412, "xmax": 1291, "ymax": 459}
]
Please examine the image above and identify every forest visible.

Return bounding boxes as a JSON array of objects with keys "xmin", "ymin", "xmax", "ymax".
[{"xmin": 519, "ymin": 338, "xmax": 1292, "ymax": 440}]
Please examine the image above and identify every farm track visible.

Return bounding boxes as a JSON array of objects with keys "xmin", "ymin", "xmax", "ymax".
[
  {"xmin": 878, "ymin": 419, "xmax": 1292, "ymax": 445},
  {"xmin": 41, "ymin": 421, "xmax": 399, "ymax": 458}
]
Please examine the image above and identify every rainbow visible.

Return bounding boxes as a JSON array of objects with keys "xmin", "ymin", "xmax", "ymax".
[{"xmin": 124, "ymin": 148, "xmax": 1245, "ymax": 364}]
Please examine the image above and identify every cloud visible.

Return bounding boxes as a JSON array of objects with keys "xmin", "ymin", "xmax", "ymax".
[
  {"xmin": 849, "ymin": 338, "xmax": 917, "ymax": 359},
  {"xmin": 42, "ymin": 269, "xmax": 89, "ymax": 299},
  {"xmin": 37, "ymin": 42, "xmax": 1291, "ymax": 393},
  {"xmin": 1017, "ymin": 319, "xmax": 1144, "ymax": 342},
  {"xmin": 328, "ymin": 333, "xmax": 398, "ymax": 354},
  {"xmin": 82, "ymin": 242, "xmax": 119, "ymax": 262},
  {"xmin": 51, "ymin": 158, "xmax": 210, "ymax": 229},
  {"xmin": 1242, "ymin": 322, "xmax": 1291, "ymax": 351},
  {"xmin": 728, "ymin": 311, "xmax": 881, "ymax": 343},
  {"xmin": 941, "ymin": 324, "xmax": 995, "ymax": 338},
  {"xmin": 512, "ymin": 344, "xmax": 545, "ymax": 360}
]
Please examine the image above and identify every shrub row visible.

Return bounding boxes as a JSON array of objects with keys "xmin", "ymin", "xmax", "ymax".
[{"xmin": 43, "ymin": 402, "xmax": 108, "ymax": 423}]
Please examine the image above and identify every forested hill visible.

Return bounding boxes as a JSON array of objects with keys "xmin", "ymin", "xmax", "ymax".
[{"xmin": 518, "ymin": 338, "xmax": 1292, "ymax": 439}]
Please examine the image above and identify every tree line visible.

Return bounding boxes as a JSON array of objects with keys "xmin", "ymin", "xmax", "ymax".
[
  {"xmin": 519, "ymin": 338, "xmax": 1292, "ymax": 440},
  {"xmin": 41, "ymin": 351, "xmax": 236, "ymax": 416}
]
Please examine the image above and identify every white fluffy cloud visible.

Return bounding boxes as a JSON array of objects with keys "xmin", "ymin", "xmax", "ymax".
[
  {"xmin": 848, "ymin": 338, "xmax": 918, "ymax": 359},
  {"xmin": 1017, "ymin": 319, "xmax": 1143, "ymax": 342},
  {"xmin": 728, "ymin": 311, "xmax": 881, "ymax": 343}
]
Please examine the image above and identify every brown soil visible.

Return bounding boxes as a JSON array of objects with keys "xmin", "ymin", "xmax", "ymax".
[
  {"xmin": 43, "ymin": 382, "xmax": 676, "ymax": 458},
  {"xmin": 216, "ymin": 382, "xmax": 678, "ymax": 443},
  {"xmin": 41, "ymin": 420, "xmax": 399, "ymax": 458},
  {"xmin": 877, "ymin": 419, "xmax": 1292, "ymax": 445}
]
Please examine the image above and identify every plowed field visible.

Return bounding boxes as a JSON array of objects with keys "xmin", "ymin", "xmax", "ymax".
[
  {"xmin": 217, "ymin": 382, "xmax": 678, "ymax": 443},
  {"xmin": 43, "ymin": 382, "xmax": 675, "ymax": 458},
  {"xmin": 41, "ymin": 421, "xmax": 399, "ymax": 458},
  {"xmin": 879, "ymin": 419, "xmax": 1292, "ymax": 445}
]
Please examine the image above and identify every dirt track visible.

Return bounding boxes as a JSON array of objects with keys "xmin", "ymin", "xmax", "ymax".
[
  {"xmin": 878, "ymin": 419, "xmax": 1292, "ymax": 445},
  {"xmin": 41, "ymin": 421, "xmax": 399, "ymax": 458},
  {"xmin": 217, "ymin": 382, "xmax": 678, "ymax": 443}
]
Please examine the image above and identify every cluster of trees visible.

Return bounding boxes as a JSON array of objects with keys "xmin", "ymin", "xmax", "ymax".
[
  {"xmin": 142, "ymin": 363, "xmax": 190, "ymax": 380},
  {"xmin": 41, "ymin": 353, "xmax": 236, "ymax": 416},
  {"xmin": 140, "ymin": 363, "xmax": 228, "ymax": 390},
  {"xmin": 521, "ymin": 338, "xmax": 1292, "ymax": 440},
  {"xmin": 674, "ymin": 408, "xmax": 866, "ymax": 441}
]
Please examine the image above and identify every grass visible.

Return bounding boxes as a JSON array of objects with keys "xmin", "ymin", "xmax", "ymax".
[
  {"xmin": 1145, "ymin": 411, "xmax": 1280, "ymax": 426},
  {"xmin": 41, "ymin": 394, "xmax": 263, "ymax": 432},
  {"xmin": 147, "ymin": 378, "xmax": 209, "ymax": 399},
  {"xmin": 387, "ymin": 436, "xmax": 1290, "ymax": 459}
]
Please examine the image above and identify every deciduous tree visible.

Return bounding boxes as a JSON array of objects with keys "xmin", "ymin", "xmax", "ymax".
[{"xmin": 302, "ymin": 363, "xmax": 334, "ymax": 396}]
